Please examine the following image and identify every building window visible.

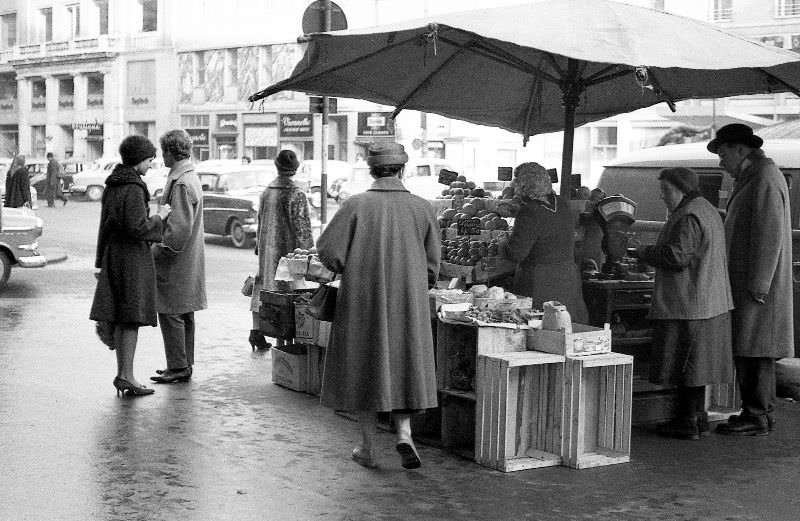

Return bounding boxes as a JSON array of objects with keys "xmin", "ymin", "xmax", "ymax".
[
  {"xmin": 87, "ymin": 74, "xmax": 104, "ymax": 108},
  {"xmin": 497, "ymin": 148, "xmax": 516, "ymax": 168},
  {"xmin": 759, "ymin": 35, "xmax": 786, "ymax": 48},
  {"xmin": 0, "ymin": 75, "xmax": 16, "ymax": 100},
  {"xmin": 59, "ymin": 78, "xmax": 74, "ymax": 109},
  {"xmin": 129, "ymin": 121, "xmax": 153, "ymax": 140},
  {"xmin": 777, "ymin": 0, "xmax": 800, "ymax": 17},
  {"xmin": 39, "ymin": 8, "xmax": 53, "ymax": 42},
  {"xmin": 1, "ymin": 13, "xmax": 16, "ymax": 49},
  {"xmin": 591, "ymin": 126, "xmax": 618, "ymax": 165},
  {"xmin": 181, "ymin": 114, "xmax": 210, "ymax": 127},
  {"xmin": 31, "ymin": 79, "xmax": 46, "ymax": 111},
  {"xmin": 96, "ymin": 1, "xmax": 108, "ymax": 35},
  {"xmin": 127, "ymin": 60, "xmax": 155, "ymax": 107},
  {"xmin": 67, "ymin": 4, "xmax": 80, "ymax": 39},
  {"xmin": 141, "ymin": 0, "xmax": 157, "ymax": 32},
  {"xmin": 195, "ymin": 51, "xmax": 206, "ymax": 85},
  {"xmin": 711, "ymin": 0, "xmax": 732, "ymax": 22}
]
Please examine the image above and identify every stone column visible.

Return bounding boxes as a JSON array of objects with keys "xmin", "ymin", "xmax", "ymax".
[
  {"xmin": 45, "ymin": 75, "xmax": 59, "ymax": 156},
  {"xmin": 17, "ymin": 77, "xmax": 30, "ymax": 155},
  {"xmin": 72, "ymin": 74, "xmax": 88, "ymax": 159}
]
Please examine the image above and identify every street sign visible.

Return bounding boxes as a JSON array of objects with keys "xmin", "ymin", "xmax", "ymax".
[
  {"xmin": 309, "ymin": 96, "xmax": 337, "ymax": 114},
  {"xmin": 497, "ymin": 167, "xmax": 513, "ymax": 181}
]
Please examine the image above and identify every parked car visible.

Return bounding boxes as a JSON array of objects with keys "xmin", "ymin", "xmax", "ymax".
[
  {"xmin": 197, "ymin": 162, "xmax": 277, "ymax": 248},
  {"xmin": 596, "ymin": 138, "xmax": 800, "ymax": 354},
  {"xmin": 27, "ymin": 157, "xmax": 85, "ymax": 198},
  {"xmin": 295, "ymin": 159, "xmax": 353, "ymax": 207},
  {"xmin": 71, "ymin": 156, "xmax": 166, "ymax": 201},
  {"xmin": 0, "ymin": 204, "xmax": 46, "ymax": 290}
]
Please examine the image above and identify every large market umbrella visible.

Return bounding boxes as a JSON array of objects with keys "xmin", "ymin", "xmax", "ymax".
[{"xmin": 249, "ymin": 0, "xmax": 800, "ymax": 196}]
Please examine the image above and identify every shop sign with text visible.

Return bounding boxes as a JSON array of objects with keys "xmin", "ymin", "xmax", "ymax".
[
  {"xmin": 186, "ymin": 128, "xmax": 209, "ymax": 146},
  {"xmin": 358, "ymin": 112, "xmax": 395, "ymax": 136},
  {"xmin": 217, "ymin": 114, "xmax": 238, "ymax": 132},
  {"xmin": 279, "ymin": 114, "xmax": 313, "ymax": 138}
]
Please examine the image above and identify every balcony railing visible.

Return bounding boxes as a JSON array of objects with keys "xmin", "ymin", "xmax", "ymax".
[
  {"xmin": 31, "ymin": 96, "xmax": 45, "ymax": 110},
  {"xmin": 126, "ymin": 32, "xmax": 164, "ymax": 50},
  {"xmin": 0, "ymin": 98, "xmax": 16, "ymax": 112},
  {"xmin": 87, "ymin": 93, "xmax": 103, "ymax": 108},
  {"xmin": 58, "ymin": 95, "xmax": 74, "ymax": 109},
  {"xmin": 12, "ymin": 35, "xmax": 118, "ymax": 60}
]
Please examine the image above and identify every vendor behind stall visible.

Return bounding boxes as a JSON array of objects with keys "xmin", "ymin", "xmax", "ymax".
[{"xmin": 498, "ymin": 162, "xmax": 588, "ymax": 323}]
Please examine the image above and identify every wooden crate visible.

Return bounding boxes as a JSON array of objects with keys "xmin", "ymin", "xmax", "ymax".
[
  {"xmin": 475, "ymin": 351, "xmax": 565, "ymax": 472},
  {"xmin": 305, "ymin": 343, "xmax": 326, "ymax": 396},
  {"xmin": 315, "ymin": 320, "xmax": 332, "ymax": 348},
  {"xmin": 562, "ymin": 353, "xmax": 633, "ymax": 469},
  {"xmin": 271, "ymin": 344, "xmax": 308, "ymax": 392},
  {"xmin": 436, "ymin": 321, "xmax": 528, "ymax": 394},
  {"xmin": 294, "ymin": 303, "xmax": 317, "ymax": 343},
  {"xmin": 528, "ymin": 323, "xmax": 611, "ymax": 357}
]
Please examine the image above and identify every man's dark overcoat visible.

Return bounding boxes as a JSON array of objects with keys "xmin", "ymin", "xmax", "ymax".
[{"xmin": 724, "ymin": 149, "xmax": 794, "ymax": 358}]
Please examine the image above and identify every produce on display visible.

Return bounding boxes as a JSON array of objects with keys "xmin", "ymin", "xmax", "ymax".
[
  {"xmin": 441, "ymin": 236, "xmax": 501, "ymax": 266},
  {"xmin": 436, "ymin": 174, "xmax": 489, "ymax": 199}
]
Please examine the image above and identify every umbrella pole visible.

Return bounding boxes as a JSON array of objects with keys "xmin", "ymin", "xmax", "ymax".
[{"xmin": 559, "ymin": 102, "xmax": 576, "ymax": 198}]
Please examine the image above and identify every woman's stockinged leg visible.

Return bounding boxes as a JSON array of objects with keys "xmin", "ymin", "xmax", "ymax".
[
  {"xmin": 114, "ymin": 324, "xmax": 139, "ymax": 384},
  {"xmin": 394, "ymin": 412, "xmax": 421, "ymax": 469},
  {"xmin": 351, "ymin": 410, "xmax": 378, "ymax": 468}
]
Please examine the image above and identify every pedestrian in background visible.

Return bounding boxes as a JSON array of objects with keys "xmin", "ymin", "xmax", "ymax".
[
  {"xmin": 4, "ymin": 155, "xmax": 31, "ymax": 208},
  {"xmin": 89, "ymin": 135, "xmax": 171, "ymax": 396},
  {"xmin": 709, "ymin": 124, "xmax": 794, "ymax": 436},
  {"xmin": 150, "ymin": 129, "xmax": 207, "ymax": 384},
  {"xmin": 632, "ymin": 167, "xmax": 734, "ymax": 440},
  {"xmin": 499, "ymin": 162, "xmax": 589, "ymax": 324},
  {"xmin": 45, "ymin": 152, "xmax": 67, "ymax": 207},
  {"xmin": 316, "ymin": 141, "xmax": 440, "ymax": 470},
  {"xmin": 248, "ymin": 149, "xmax": 313, "ymax": 350}
]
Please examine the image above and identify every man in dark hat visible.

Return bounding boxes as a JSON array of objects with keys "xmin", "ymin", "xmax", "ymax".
[{"xmin": 708, "ymin": 124, "xmax": 794, "ymax": 436}]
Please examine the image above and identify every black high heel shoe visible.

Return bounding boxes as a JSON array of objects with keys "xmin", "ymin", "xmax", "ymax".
[
  {"xmin": 113, "ymin": 377, "xmax": 155, "ymax": 396},
  {"xmin": 248, "ymin": 329, "xmax": 272, "ymax": 351}
]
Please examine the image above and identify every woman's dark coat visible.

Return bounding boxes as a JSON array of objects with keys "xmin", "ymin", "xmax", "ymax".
[
  {"xmin": 89, "ymin": 165, "xmax": 164, "ymax": 326},
  {"xmin": 501, "ymin": 194, "xmax": 588, "ymax": 323},
  {"xmin": 4, "ymin": 167, "xmax": 31, "ymax": 208}
]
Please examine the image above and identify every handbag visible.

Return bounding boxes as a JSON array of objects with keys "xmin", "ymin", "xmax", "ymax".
[
  {"xmin": 308, "ymin": 283, "xmax": 337, "ymax": 321},
  {"xmin": 241, "ymin": 275, "xmax": 254, "ymax": 297}
]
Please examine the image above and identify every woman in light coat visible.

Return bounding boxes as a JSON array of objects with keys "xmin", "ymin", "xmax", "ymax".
[
  {"xmin": 633, "ymin": 167, "xmax": 734, "ymax": 440},
  {"xmin": 316, "ymin": 142, "xmax": 440, "ymax": 470}
]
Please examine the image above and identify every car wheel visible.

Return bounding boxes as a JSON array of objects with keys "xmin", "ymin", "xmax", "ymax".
[
  {"xmin": 228, "ymin": 218, "xmax": 252, "ymax": 249},
  {"xmin": 0, "ymin": 251, "xmax": 11, "ymax": 291},
  {"xmin": 86, "ymin": 185, "xmax": 104, "ymax": 201}
]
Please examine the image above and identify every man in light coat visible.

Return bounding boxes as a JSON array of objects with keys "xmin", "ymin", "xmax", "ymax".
[
  {"xmin": 709, "ymin": 124, "xmax": 794, "ymax": 436},
  {"xmin": 150, "ymin": 130, "xmax": 207, "ymax": 384}
]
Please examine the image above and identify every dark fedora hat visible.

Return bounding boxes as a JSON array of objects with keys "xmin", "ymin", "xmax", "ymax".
[
  {"xmin": 707, "ymin": 123, "xmax": 763, "ymax": 154},
  {"xmin": 366, "ymin": 141, "xmax": 408, "ymax": 167}
]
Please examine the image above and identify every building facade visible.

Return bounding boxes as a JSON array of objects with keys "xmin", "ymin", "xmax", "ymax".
[{"xmin": 0, "ymin": 0, "xmax": 797, "ymax": 188}]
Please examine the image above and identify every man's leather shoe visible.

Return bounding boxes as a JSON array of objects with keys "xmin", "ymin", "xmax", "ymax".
[
  {"xmin": 155, "ymin": 366, "xmax": 192, "ymax": 377},
  {"xmin": 715, "ymin": 416, "xmax": 769, "ymax": 436},
  {"xmin": 726, "ymin": 413, "xmax": 775, "ymax": 431},
  {"xmin": 150, "ymin": 367, "xmax": 192, "ymax": 383},
  {"xmin": 656, "ymin": 418, "xmax": 700, "ymax": 441}
]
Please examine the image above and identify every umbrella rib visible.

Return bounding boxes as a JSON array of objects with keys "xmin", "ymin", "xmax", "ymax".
[
  {"xmin": 391, "ymin": 44, "xmax": 471, "ymax": 117},
  {"xmin": 758, "ymin": 68, "xmax": 800, "ymax": 97},
  {"xmin": 584, "ymin": 67, "xmax": 632, "ymax": 88},
  {"xmin": 467, "ymin": 37, "xmax": 562, "ymax": 85}
]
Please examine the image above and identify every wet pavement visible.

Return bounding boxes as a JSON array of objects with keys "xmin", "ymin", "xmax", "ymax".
[{"xmin": 2, "ymin": 201, "xmax": 800, "ymax": 520}]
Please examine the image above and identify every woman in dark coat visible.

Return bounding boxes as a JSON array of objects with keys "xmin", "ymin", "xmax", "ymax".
[
  {"xmin": 249, "ymin": 149, "xmax": 313, "ymax": 350},
  {"xmin": 4, "ymin": 155, "xmax": 31, "ymax": 208},
  {"xmin": 89, "ymin": 136, "xmax": 171, "ymax": 396},
  {"xmin": 316, "ymin": 142, "xmax": 440, "ymax": 470},
  {"xmin": 500, "ymin": 162, "xmax": 588, "ymax": 323},
  {"xmin": 633, "ymin": 167, "xmax": 734, "ymax": 440}
]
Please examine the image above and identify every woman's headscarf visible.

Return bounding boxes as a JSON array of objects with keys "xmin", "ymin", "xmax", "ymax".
[{"xmin": 513, "ymin": 162, "xmax": 552, "ymax": 200}]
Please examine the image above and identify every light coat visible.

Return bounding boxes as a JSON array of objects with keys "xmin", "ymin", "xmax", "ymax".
[
  {"xmin": 316, "ymin": 176, "xmax": 440, "ymax": 412},
  {"xmin": 724, "ymin": 150, "xmax": 794, "ymax": 358},
  {"xmin": 153, "ymin": 159, "xmax": 208, "ymax": 315},
  {"xmin": 249, "ymin": 175, "xmax": 313, "ymax": 312}
]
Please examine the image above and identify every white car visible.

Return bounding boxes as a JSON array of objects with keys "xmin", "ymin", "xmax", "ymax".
[
  {"xmin": 338, "ymin": 158, "xmax": 457, "ymax": 202},
  {"xmin": 71, "ymin": 157, "xmax": 166, "ymax": 201}
]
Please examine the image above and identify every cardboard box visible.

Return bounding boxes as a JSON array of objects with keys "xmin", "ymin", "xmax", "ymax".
[
  {"xmin": 528, "ymin": 323, "xmax": 611, "ymax": 357},
  {"xmin": 562, "ymin": 353, "xmax": 633, "ymax": 469},
  {"xmin": 475, "ymin": 351, "xmax": 565, "ymax": 472},
  {"xmin": 306, "ymin": 343, "xmax": 326, "ymax": 396},
  {"xmin": 294, "ymin": 303, "xmax": 317, "ymax": 343},
  {"xmin": 271, "ymin": 344, "xmax": 308, "ymax": 392}
]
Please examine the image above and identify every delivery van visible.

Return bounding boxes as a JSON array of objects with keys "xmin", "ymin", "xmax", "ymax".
[{"xmin": 596, "ymin": 139, "xmax": 800, "ymax": 355}]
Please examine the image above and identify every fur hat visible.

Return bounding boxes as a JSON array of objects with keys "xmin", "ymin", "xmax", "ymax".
[
  {"xmin": 366, "ymin": 142, "xmax": 408, "ymax": 167},
  {"xmin": 119, "ymin": 135, "xmax": 156, "ymax": 166},
  {"xmin": 274, "ymin": 150, "xmax": 300, "ymax": 172},
  {"xmin": 707, "ymin": 123, "xmax": 763, "ymax": 154}
]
